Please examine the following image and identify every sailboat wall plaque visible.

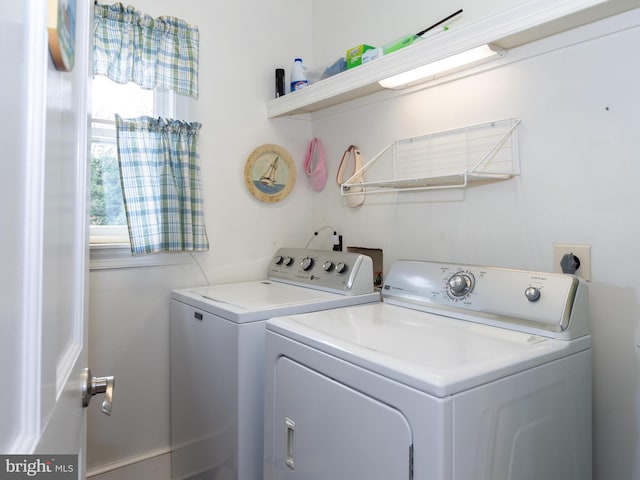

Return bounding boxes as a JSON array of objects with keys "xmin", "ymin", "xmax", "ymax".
[{"xmin": 244, "ymin": 144, "xmax": 296, "ymax": 203}]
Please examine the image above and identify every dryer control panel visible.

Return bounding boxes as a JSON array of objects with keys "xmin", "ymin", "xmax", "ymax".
[
  {"xmin": 381, "ymin": 260, "xmax": 589, "ymax": 340},
  {"xmin": 268, "ymin": 247, "xmax": 374, "ymax": 296}
]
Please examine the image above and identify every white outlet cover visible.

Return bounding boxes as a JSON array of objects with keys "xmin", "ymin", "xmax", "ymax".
[{"xmin": 552, "ymin": 244, "xmax": 591, "ymax": 281}]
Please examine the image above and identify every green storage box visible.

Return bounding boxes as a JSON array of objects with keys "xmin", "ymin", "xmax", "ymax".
[{"xmin": 346, "ymin": 44, "xmax": 376, "ymax": 69}]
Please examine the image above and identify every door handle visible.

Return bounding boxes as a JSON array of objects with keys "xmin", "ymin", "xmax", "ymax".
[
  {"xmin": 82, "ymin": 368, "xmax": 115, "ymax": 415},
  {"xmin": 285, "ymin": 417, "xmax": 295, "ymax": 470}
]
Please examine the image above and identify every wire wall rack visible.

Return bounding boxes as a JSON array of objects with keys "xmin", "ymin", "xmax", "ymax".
[{"xmin": 341, "ymin": 118, "xmax": 521, "ymax": 195}]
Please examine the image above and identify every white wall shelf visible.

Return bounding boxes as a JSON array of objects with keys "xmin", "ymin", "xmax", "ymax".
[
  {"xmin": 341, "ymin": 118, "xmax": 521, "ymax": 195},
  {"xmin": 267, "ymin": 0, "xmax": 635, "ymax": 118}
]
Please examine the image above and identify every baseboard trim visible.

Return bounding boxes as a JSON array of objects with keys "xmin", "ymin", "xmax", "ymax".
[{"xmin": 87, "ymin": 447, "xmax": 171, "ymax": 480}]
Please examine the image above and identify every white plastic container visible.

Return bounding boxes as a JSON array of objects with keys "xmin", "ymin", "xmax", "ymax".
[{"xmin": 290, "ymin": 58, "xmax": 308, "ymax": 92}]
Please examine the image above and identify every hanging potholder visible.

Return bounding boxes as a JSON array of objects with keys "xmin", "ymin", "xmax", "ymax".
[
  {"xmin": 303, "ymin": 138, "xmax": 327, "ymax": 191},
  {"xmin": 336, "ymin": 145, "xmax": 365, "ymax": 207}
]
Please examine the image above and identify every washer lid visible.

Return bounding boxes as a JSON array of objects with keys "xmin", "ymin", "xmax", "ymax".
[
  {"xmin": 266, "ymin": 303, "xmax": 590, "ymax": 397},
  {"xmin": 172, "ymin": 281, "xmax": 379, "ymax": 323},
  {"xmin": 196, "ymin": 281, "xmax": 337, "ymax": 309}
]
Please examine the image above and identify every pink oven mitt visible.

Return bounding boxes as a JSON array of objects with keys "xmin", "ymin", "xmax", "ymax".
[{"xmin": 304, "ymin": 138, "xmax": 328, "ymax": 191}]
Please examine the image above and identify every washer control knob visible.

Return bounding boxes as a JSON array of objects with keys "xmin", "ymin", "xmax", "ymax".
[
  {"xmin": 274, "ymin": 255, "xmax": 284, "ymax": 265},
  {"xmin": 300, "ymin": 256, "xmax": 314, "ymax": 271},
  {"xmin": 335, "ymin": 262, "xmax": 348, "ymax": 274},
  {"xmin": 525, "ymin": 287, "xmax": 541, "ymax": 302},
  {"xmin": 322, "ymin": 260, "xmax": 334, "ymax": 272},
  {"xmin": 282, "ymin": 256, "xmax": 294, "ymax": 267},
  {"xmin": 448, "ymin": 274, "xmax": 473, "ymax": 297}
]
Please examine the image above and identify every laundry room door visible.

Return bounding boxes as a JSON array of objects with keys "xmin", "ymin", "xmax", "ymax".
[
  {"xmin": 270, "ymin": 357, "xmax": 413, "ymax": 480},
  {"xmin": 0, "ymin": 0, "xmax": 94, "ymax": 474},
  {"xmin": 33, "ymin": 0, "xmax": 92, "ymax": 457}
]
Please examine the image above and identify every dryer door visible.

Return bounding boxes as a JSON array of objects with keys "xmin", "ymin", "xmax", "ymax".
[{"xmin": 271, "ymin": 357, "xmax": 413, "ymax": 480}]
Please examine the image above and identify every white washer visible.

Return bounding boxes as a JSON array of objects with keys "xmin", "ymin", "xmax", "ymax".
[
  {"xmin": 170, "ymin": 247, "xmax": 379, "ymax": 480},
  {"xmin": 264, "ymin": 260, "xmax": 591, "ymax": 480}
]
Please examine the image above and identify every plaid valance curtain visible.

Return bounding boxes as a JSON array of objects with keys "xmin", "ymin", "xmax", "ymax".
[
  {"xmin": 115, "ymin": 115, "xmax": 209, "ymax": 255},
  {"xmin": 94, "ymin": 3, "xmax": 199, "ymax": 98}
]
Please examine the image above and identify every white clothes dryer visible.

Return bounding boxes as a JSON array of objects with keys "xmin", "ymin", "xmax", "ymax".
[
  {"xmin": 170, "ymin": 247, "xmax": 379, "ymax": 480},
  {"xmin": 264, "ymin": 260, "xmax": 591, "ymax": 480}
]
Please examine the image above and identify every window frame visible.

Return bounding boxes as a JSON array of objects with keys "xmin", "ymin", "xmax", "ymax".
[{"xmin": 89, "ymin": 79, "xmax": 191, "ymax": 247}]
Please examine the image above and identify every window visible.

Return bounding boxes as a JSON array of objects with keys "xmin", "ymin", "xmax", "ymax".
[{"xmin": 89, "ymin": 76, "xmax": 188, "ymax": 244}]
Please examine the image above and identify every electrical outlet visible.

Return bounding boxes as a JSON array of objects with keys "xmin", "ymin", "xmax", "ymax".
[{"xmin": 552, "ymin": 244, "xmax": 591, "ymax": 281}]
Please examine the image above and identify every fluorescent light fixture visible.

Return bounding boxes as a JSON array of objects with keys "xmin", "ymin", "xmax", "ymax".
[{"xmin": 379, "ymin": 44, "xmax": 505, "ymax": 89}]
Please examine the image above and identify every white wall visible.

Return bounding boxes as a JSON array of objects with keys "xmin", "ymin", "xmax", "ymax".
[
  {"xmin": 309, "ymin": 6, "xmax": 640, "ymax": 480},
  {"xmin": 87, "ymin": 0, "xmax": 315, "ymax": 476},
  {"xmin": 133, "ymin": 0, "xmax": 316, "ymax": 281},
  {"xmin": 87, "ymin": 2, "xmax": 640, "ymax": 480}
]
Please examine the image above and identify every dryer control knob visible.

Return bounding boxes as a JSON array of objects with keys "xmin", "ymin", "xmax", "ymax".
[
  {"xmin": 335, "ymin": 262, "xmax": 348, "ymax": 274},
  {"xmin": 282, "ymin": 256, "xmax": 294, "ymax": 266},
  {"xmin": 274, "ymin": 255, "xmax": 284, "ymax": 265},
  {"xmin": 525, "ymin": 287, "xmax": 541, "ymax": 302},
  {"xmin": 448, "ymin": 274, "xmax": 473, "ymax": 297},
  {"xmin": 300, "ymin": 256, "xmax": 314, "ymax": 271},
  {"xmin": 322, "ymin": 260, "xmax": 334, "ymax": 272}
]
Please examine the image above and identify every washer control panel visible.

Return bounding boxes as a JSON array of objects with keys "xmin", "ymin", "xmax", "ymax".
[
  {"xmin": 382, "ymin": 260, "xmax": 587, "ymax": 338},
  {"xmin": 268, "ymin": 247, "xmax": 374, "ymax": 295}
]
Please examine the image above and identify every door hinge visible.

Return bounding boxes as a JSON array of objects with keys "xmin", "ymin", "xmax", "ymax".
[{"xmin": 409, "ymin": 444, "xmax": 414, "ymax": 480}]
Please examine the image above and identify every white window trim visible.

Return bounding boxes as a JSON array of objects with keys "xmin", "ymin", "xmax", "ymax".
[
  {"xmin": 89, "ymin": 243, "xmax": 194, "ymax": 270},
  {"xmin": 89, "ymin": 225, "xmax": 129, "ymax": 246}
]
